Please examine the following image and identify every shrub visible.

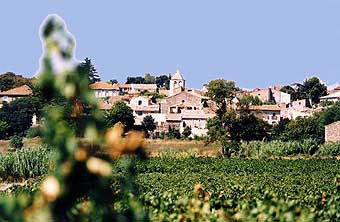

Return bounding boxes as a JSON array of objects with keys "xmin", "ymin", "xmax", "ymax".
[
  {"xmin": 182, "ymin": 126, "xmax": 192, "ymax": 138},
  {"xmin": 10, "ymin": 135, "xmax": 24, "ymax": 149},
  {"xmin": 239, "ymin": 139, "xmax": 320, "ymax": 158},
  {"xmin": 26, "ymin": 126, "xmax": 42, "ymax": 138},
  {"xmin": 0, "ymin": 145, "xmax": 53, "ymax": 180},
  {"xmin": 318, "ymin": 142, "xmax": 340, "ymax": 156},
  {"xmin": 0, "ymin": 120, "xmax": 9, "ymax": 139}
]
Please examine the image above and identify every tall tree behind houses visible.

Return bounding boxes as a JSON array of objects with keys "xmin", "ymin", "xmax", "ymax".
[{"xmin": 79, "ymin": 57, "xmax": 100, "ymax": 84}]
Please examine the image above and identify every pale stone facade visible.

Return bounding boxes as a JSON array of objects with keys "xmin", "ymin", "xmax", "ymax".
[
  {"xmin": 325, "ymin": 121, "xmax": 340, "ymax": 142},
  {"xmin": 250, "ymin": 88, "xmax": 291, "ymax": 104},
  {"xmin": 320, "ymin": 92, "xmax": 340, "ymax": 102},
  {"xmin": 248, "ymin": 105, "xmax": 282, "ymax": 125}
]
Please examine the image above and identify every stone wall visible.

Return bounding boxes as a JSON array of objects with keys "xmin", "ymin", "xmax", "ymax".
[{"xmin": 325, "ymin": 121, "xmax": 340, "ymax": 142}]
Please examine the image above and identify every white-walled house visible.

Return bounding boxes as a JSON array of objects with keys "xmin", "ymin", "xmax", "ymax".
[
  {"xmin": 0, "ymin": 85, "xmax": 39, "ymax": 126},
  {"xmin": 0, "ymin": 85, "xmax": 33, "ymax": 104},
  {"xmin": 320, "ymin": 92, "xmax": 340, "ymax": 103},
  {"xmin": 90, "ymin": 82, "xmax": 119, "ymax": 98}
]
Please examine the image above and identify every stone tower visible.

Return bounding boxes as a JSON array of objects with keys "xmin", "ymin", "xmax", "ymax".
[{"xmin": 169, "ymin": 69, "xmax": 185, "ymax": 96}]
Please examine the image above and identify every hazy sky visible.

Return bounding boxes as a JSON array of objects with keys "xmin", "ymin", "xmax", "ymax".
[{"xmin": 1, "ymin": 1, "xmax": 340, "ymax": 89}]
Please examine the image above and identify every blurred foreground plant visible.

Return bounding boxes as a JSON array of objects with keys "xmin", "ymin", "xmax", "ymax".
[{"xmin": 0, "ymin": 15, "xmax": 147, "ymax": 222}]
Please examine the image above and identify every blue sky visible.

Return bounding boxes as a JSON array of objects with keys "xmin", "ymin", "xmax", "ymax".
[{"xmin": 1, "ymin": 1, "xmax": 340, "ymax": 89}]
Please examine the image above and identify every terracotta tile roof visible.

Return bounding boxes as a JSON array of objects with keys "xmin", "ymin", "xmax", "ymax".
[
  {"xmin": 0, "ymin": 85, "xmax": 33, "ymax": 96},
  {"xmin": 107, "ymin": 94, "xmax": 137, "ymax": 104},
  {"xmin": 131, "ymin": 84, "xmax": 157, "ymax": 90},
  {"xmin": 90, "ymin": 82, "xmax": 119, "ymax": 90},
  {"xmin": 118, "ymin": 84, "xmax": 132, "ymax": 88},
  {"xmin": 248, "ymin": 105, "xmax": 281, "ymax": 111}
]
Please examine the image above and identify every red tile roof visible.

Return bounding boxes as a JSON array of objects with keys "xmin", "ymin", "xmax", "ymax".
[
  {"xmin": 0, "ymin": 85, "xmax": 33, "ymax": 96},
  {"xmin": 89, "ymin": 82, "xmax": 119, "ymax": 90}
]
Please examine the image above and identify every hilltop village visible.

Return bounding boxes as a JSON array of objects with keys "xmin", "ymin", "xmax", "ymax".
[{"xmin": 0, "ymin": 69, "xmax": 339, "ymax": 141}]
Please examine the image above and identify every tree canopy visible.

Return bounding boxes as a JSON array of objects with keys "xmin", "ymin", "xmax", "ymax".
[
  {"xmin": 0, "ymin": 72, "xmax": 32, "ymax": 91},
  {"xmin": 205, "ymin": 79, "xmax": 238, "ymax": 114},
  {"xmin": 79, "ymin": 57, "xmax": 100, "ymax": 84},
  {"xmin": 106, "ymin": 101, "xmax": 135, "ymax": 130},
  {"xmin": 142, "ymin": 115, "xmax": 156, "ymax": 137},
  {"xmin": 0, "ymin": 97, "xmax": 43, "ymax": 137},
  {"xmin": 280, "ymin": 77, "xmax": 327, "ymax": 104}
]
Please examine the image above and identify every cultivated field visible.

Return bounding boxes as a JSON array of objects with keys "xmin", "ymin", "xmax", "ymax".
[{"xmin": 0, "ymin": 145, "xmax": 339, "ymax": 221}]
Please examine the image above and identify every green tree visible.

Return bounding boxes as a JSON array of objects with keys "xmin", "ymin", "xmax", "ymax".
[
  {"xmin": 109, "ymin": 79, "xmax": 118, "ymax": 84},
  {"xmin": 239, "ymin": 95, "xmax": 262, "ymax": 108},
  {"xmin": 144, "ymin": 73, "xmax": 155, "ymax": 84},
  {"xmin": 126, "ymin": 76, "xmax": 145, "ymax": 84},
  {"xmin": 205, "ymin": 79, "xmax": 238, "ymax": 115},
  {"xmin": 106, "ymin": 101, "xmax": 135, "ymax": 129},
  {"xmin": 155, "ymin": 75, "xmax": 170, "ymax": 89},
  {"xmin": 182, "ymin": 126, "xmax": 192, "ymax": 138},
  {"xmin": 79, "ymin": 57, "xmax": 100, "ymax": 84},
  {"xmin": 303, "ymin": 77, "xmax": 327, "ymax": 104},
  {"xmin": 166, "ymin": 126, "xmax": 181, "ymax": 139},
  {"xmin": 272, "ymin": 116, "xmax": 324, "ymax": 143},
  {"xmin": 0, "ymin": 97, "xmax": 43, "ymax": 137},
  {"xmin": 0, "ymin": 72, "xmax": 32, "ymax": 91},
  {"xmin": 318, "ymin": 103, "xmax": 340, "ymax": 126},
  {"xmin": 0, "ymin": 120, "xmax": 9, "ymax": 139},
  {"xmin": 142, "ymin": 115, "xmax": 156, "ymax": 137},
  {"xmin": 281, "ymin": 77, "xmax": 327, "ymax": 104}
]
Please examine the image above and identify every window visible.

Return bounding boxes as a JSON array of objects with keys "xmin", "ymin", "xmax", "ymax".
[
  {"xmin": 138, "ymin": 100, "xmax": 142, "ymax": 105},
  {"xmin": 182, "ymin": 100, "xmax": 185, "ymax": 103}
]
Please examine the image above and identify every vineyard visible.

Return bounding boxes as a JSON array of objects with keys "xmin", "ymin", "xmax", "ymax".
[{"xmin": 1, "ymin": 148, "xmax": 339, "ymax": 221}]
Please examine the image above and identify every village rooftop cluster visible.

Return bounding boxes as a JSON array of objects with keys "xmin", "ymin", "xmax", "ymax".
[{"xmin": 1, "ymin": 69, "xmax": 339, "ymax": 142}]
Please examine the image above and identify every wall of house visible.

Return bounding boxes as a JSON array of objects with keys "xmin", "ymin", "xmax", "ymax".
[
  {"xmin": 273, "ymin": 90, "xmax": 291, "ymax": 104},
  {"xmin": 161, "ymin": 92, "xmax": 203, "ymax": 113},
  {"xmin": 130, "ymin": 96, "xmax": 149, "ymax": 106},
  {"xmin": 252, "ymin": 110, "xmax": 281, "ymax": 124},
  {"xmin": 250, "ymin": 89, "xmax": 270, "ymax": 103},
  {"xmin": 94, "ymin": 89, "xmax": 118, "ymax": 98},
  {"xmin": 325, "ymin": 121, "xmax": 340, "ymax": 142}
]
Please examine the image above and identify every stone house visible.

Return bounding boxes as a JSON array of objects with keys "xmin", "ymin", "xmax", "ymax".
[
  {"xmin": 250, "ymin": 88, "xmax": 291, "ymax": 104},
  {"xmin": 280, "ymin": 99, "xmax": 313, "ymax": 120},
  {"xmin": 0, "ymin": 85, "xmax": 38, "ymax": 125},
  {"xmin": 160, "ymin": 91, "xmax": 209, "ymax": 114},
  {"xmin": 248, "ymin": 105, "xmax": 282, "ymax": 124},
  {"xmin": 130, "ymin": 84, "xmax": 157, "ymax": 94},
  {"xmin": 129, "ymin": 96, "xmax": 160, "ymax": 124},
  {"xmin": 0, "ymin": 85, "xmax": 33, "ymax": 104},
  {"xmin": 116, "ymin": 84, "xmax": 157, "ymax": 95},
  {"xmin": 159, "ymin": 90, "xmax": 213, "ymax": 136},
  {"xmin": 325, "ymin": 121, "xmax": 340, "ymax": 142},
  {"xmin": 90, "ymin": 82, "xmax": 119, "ymax": 98},
  {"xmin": 320, "ymin": 92, "xmax": 340, "ymax": 103}
]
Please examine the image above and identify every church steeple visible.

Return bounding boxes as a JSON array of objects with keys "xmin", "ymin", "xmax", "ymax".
[{"xmin": 169, "ymin": 69, "xmax": 185, "ymax": 96}]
